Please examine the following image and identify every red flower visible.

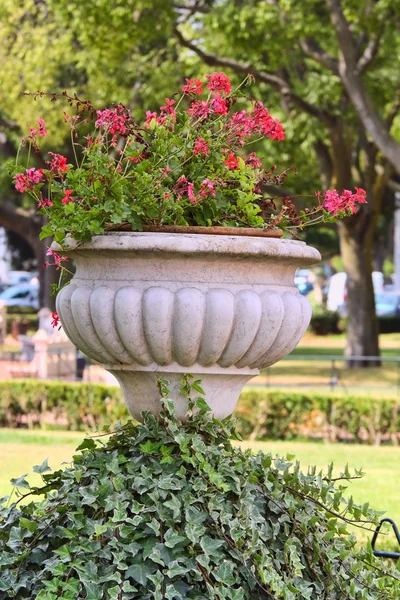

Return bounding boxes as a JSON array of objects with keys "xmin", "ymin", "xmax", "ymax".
[
  {"xmin": 193, "ymin": 137, "xmax": 209, "ymax": 156},
  {"xmin": 182, "ymin": 78, "xmax": 203, "ymax": 96},
  {"xmin": 51, "ymin": 312, "xmax": 60, "ymax": 328},
  {"xmin": 187, "ymin": 101, "xmax": 210, "ymax": 119},
  {"xmin": 224, "ymin": 152, "xmax": 239, "ymax": 170},
  {"xmin": 205, "ymin": 72, "xmax": 232, "ymax": 95},
  {"xmin": 321, "ymin": 188, "xmax": 367, "ymax": 216},
  {"xmin": 245, "ymin": 152, "xmax": 263, "ymax": 169},
  {"xmin": 36, "ymin": 119, "xmax": 48, "ymax": 137},
  {"xmin": 38, "ymin": 197, "xmax": 54, "ymax": 208},
  {"xmin": 61, "ymin": 190, "xmax": 74, "ymax": 204},
  {"xmin": 211, "ymin": 93, "xmax": 228, "ymax": 116},
  {"xmin": 14, "ymin": 168, "xmax": 44, "ymax": 193},
  {"xmin": 95, "ymin": 107, "xmax": 128, "ymax": 136},
  {"xmin": 48, "ymin": 152, "xmax": 69, "ymax": 174},
  {"xmin": 251, "ymin": 102, "xmax": 285, "ymax": 141},
  {"xmin": 145, "ymin": 111, "xmax": 157, "ymax": 127}
]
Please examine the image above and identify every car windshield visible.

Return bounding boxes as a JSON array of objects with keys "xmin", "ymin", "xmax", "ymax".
[{"xmin": 375, "ymin": 294, "xmax": 400, "ymax": 307}]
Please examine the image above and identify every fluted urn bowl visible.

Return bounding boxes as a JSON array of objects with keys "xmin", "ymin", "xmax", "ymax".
[{"xmin": 54, "ymin": 232, "xmax": 320, "ymax": 420}]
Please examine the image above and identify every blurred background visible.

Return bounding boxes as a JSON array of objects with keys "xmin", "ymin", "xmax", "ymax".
[{"xmin": 0, "ymin": 0, "xmax": 398, "ymax": 381}]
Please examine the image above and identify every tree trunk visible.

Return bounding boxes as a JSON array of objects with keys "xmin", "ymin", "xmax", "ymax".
[{"xmin": 338, "ymin": 218, "xmax": 380, "ymax": 367}]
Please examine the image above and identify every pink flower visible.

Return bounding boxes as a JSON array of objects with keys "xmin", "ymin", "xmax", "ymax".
[
  {"xmin": 182, "ymin": 78, "xmax": 203, "ymax": 96},
  {"xmin": 38, "ymin": 197, "xmax": 54, "ymax": 208},
  {"xmin": 160, "ymin": 98, "xmax": 176, "ymax": 114},
  {"xmin": 206, "ymin": 72, "xmax": 232, "ymax": 95},
  {"xmin": 187, "ymin": 100, "xmax": 210, "ymax": 119},
  {"xmin": 187, "ymin": 182, "xmax": 197, "ymax": 204},
  {"xmin": 26, "ymin": 168, "xmax": 44, "ymax": 184},
  {"xmin": 211, "ymin": 93, "xmax": 228, "ymax": 116},
  {"xmin": 61, "ymin": 190, "xmax": 74, "ymax": 204},
  {"xmin": 14, "ymin": 168, "xmax": 44, "ymax": 193},
  {"xmin": 145, "ymin": 111, "xmax": 157, "ymax": 127},
  {"xmin": 193, "ymin": 137, "xmax": 209, "ymax": 156},
  {"xmin": 200, "ymin": 178, "xmax": 216, "ymax": 198},
  {"xmin": 45, "ymin": 248, "xmax": 67, "ymax": 267},
  {"xmin": 36, "ymin": 119, "xmax": 48, "ymax": 137},
  {"xmin": 95, "ymin": 107, "xmax": 128, "ymax": 135},
  {"xmin": 321, "ymin": 188, "xmax": 367, "ymax": 216},
  {"xmin": 51, "ymin": 312, "xmax": 60, "ymax": 328},
  {"xmin": 224, "ymin": 152, "xmax": 239, "ymax": 170},
  {"xmin": 48, "ymin": 152, "xmax": 69, "ymax": 174},
  {"xmin": 228, "ymin": 111, "xmax": 254, "ymax": 141},
  {"xmin": 245, "ymin": 152, "xmax": 263, "ymax": 169}
]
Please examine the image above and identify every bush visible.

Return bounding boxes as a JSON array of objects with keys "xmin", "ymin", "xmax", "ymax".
[
  {"xmin": 235, "ymin": 389, "xmax": 400, "ymax": 445},
  {"xmin": 1, "ymin": 380, "xmax": 399, "ymax": 445},
  {"xmin": 0, "ymin": 379, "xmax": 398, "ymax": 599},
  {"xmin": 308, "ymin": 306, "xmax": 341, "ymax": 335},
  {"xmin": 378, "ymin": 316, "xmax": 400, "ymax": 334},
  {"xmin": 0, "ymin": 380, "xmax": 125, "ymax": 430}
]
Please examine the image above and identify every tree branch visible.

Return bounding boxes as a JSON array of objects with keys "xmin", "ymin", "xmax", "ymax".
[
  {"xmin": 299, "ymin": 39, "xmax": 339, "ymax": 75},
  {"xmin": 326, "ymin": 0, "xmax": 400, "ymax": 174},
  {"xmin": 356, "ymin": 31, "xmax": 383, "ymax": 74},
  {"xmin": 174, "ymin": 28, "xmax": 335, "ymax": 126}
]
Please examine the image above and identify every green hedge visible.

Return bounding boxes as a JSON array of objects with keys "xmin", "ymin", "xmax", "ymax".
[
  {"xmin": 236, "ymin": 389, "xmax": 400, "ymax": 445},
  {"xmin": 0, "ymin": 380, "xmax": 125, "ymax": 431},
  {"xmin": 0, "ymin": 380, "xmax": 399, "ymax": 444}
]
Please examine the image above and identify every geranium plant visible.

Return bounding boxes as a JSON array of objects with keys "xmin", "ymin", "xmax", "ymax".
[{"xmin": 10, "ymin": 72, "xmax": 366, "ymax": 246}]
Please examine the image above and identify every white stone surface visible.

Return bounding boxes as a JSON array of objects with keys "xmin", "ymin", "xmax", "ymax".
[{"xmin": 54, "ymin": 232, "xmax": 320, "ymax": 420}]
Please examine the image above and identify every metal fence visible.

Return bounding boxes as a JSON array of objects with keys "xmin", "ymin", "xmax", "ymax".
[{"xmin": 259, "ymin": 354, "xmax": 400, "ymax": 395}]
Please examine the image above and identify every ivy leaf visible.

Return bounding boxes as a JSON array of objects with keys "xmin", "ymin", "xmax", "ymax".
[
  {"xmin": 75, "ymin": 438, "xmax": 97, "ymax": 451},
  {"xmin": 19, "ymin": 518, "xmax": 38, "ymax": 533},
  {"xmin": 33, "ymin": 459, "xmax": 52, "ymax": 474},
  {"xmin": 125, "ymin": 562, "xmax": 154, "ymax": 586},
  {"xmin": 199, "ymin": 536, "xmax": 226, "ymax": 556},
  {"xmin": 10, "ymin": 474, "xmax": 30, "ymax": 489}
]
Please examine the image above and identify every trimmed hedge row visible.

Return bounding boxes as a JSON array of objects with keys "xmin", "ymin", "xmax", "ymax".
[
  {"xmin": 1, "ymin": 380, "xmax": 399, "ymax": 444},
  {"xmin": 309, "ymin": 311, "xmax": 400, "ymax": 336},
  {"xmin": 235, "ymin": 389, "xmax": 400, "ymax": 445}
]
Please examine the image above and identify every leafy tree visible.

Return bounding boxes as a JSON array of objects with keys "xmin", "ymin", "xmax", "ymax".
[{"xmin": 173, "ymin": 0, "xmax": 400, "ymax": 365}]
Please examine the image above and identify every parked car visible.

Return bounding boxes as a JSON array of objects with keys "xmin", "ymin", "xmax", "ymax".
[
  {"xmin": 8, "ymin": 271, "xmax": 38, "ymax": 285},
  {"xmin": 0, "ymin": 283, "xmax": 39, "ymax": 310},
  {"xmin": 294, "ymin": 269, "xmax": 314, "ymax": 296},
  {"xmin": 375, "ymin": 292, "xmax": 400, "ymax": 317}
]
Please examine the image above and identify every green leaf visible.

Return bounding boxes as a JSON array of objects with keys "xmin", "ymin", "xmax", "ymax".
[
  {"xmin": 33, "ymin": 459, "xmax": 52, "ymax": 475},
  {"xmin": 19, "ymin": 518, "xmax": 38, "ymax": 532},
  {"xmin": 125, "ymin": 562, "xmax": 153, "ymax": 586},
  {"xmin": 10, "ymin": 474, "xmax": 30, "ymax": 489},
  {"xmin": 75, "ymin": 438, "xmax": 97, "ymax": 451},
  {"xmin": 199, "ymin": 536, "xmax": 226, "ymax": 556}
]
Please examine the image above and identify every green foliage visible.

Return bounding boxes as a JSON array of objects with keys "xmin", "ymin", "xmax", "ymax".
[
  {"xmin": 309, "ymin": 306, "xmax": 342, "ymax": 335},
  {"xmin": 236, "ymin": 390, "xmax": 400, "ymax": 445},
  {"xmin": 0, "ymin": 379, "xmax": 125, "ymax": 430},
  {"xmin": 0, "ymin": 379, "xmax": 399, "ymax": 599}
]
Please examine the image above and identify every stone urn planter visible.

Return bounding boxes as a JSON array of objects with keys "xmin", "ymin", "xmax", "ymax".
[{"xmin": 54, "ymin": 232, "xmax": 320, "ymax": 420}]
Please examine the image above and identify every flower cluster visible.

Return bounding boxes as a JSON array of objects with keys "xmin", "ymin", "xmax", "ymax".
[
  {"xmin": 10, "ymin": 72, "xmax": 366, "ymax": 295},
  {"xmin": 319, "ymin": 188, "xmax": 367, "ymax": 216}
]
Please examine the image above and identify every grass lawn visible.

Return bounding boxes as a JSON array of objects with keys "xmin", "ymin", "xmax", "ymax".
[
  {"xmin": 251, "ymin": 332, "xmax": 400, "ymax": 393},
  {"xmin": 1, "ymin": 428, "xmax": 399, "ymax": 548}
]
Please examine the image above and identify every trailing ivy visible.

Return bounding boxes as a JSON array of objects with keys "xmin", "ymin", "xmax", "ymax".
[{"xmin": 0, "ymin": 377, "xmax": 399, "ymax": 599}]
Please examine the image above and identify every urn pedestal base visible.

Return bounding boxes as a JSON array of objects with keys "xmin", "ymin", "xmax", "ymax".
[{"xmin": 108, "ymin": 367, "xmax": 257, "ymax": 421}]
